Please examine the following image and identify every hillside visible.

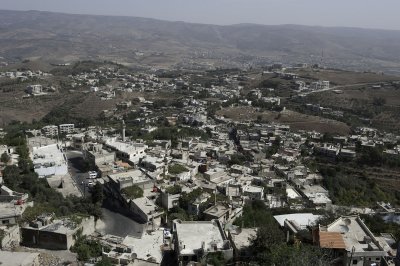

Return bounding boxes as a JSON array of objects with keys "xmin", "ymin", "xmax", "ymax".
[{"xmin": 1, "ymin": 10, "xmax": 400, "ymax": 73}]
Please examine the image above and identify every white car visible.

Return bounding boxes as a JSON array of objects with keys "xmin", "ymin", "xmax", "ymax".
[
  {"xmin": 88, "ymin": 171, "xmax": 97, "ymax": 179},
  {"xmin": 163, "ymin": 229, "xmax": 172, "ymax": 239}
]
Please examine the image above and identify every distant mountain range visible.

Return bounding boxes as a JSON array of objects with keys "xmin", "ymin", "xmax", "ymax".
[{"xmin": 1, "ymin": 10, "xmax": 400, "ymax": 74}]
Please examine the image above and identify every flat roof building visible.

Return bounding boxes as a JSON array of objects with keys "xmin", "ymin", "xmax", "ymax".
[
  {"xmin": 129, "ymin": 196, "xmax": 163, "ymax": 224},
  {"xmin": 59, "ymin": 124, "xmax": 75, "ymax": 134},
  {"xmin": 21, "ymin": 215, "xmax": 95, "ymax": 250},
  {"xmin": 31, "ymin": 143, "xmax": 68, "ymax": 178},
  {"xmin": 104, "ymin": 139, "xmax": 147, "ymax": 165},
  {"xmin": 42, "ymin": 125, "xmax": 58, "ymax": 137},
  {"xmin": 173, "ymin": 219, "xmax": 233, "ymax": 265},
  {"xmin": 107, "ymin": 169, "xmax": 154, "ymax": 191}
]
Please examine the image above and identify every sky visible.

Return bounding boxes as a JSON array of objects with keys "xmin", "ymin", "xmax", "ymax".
[{"xmin": 1, "ymin": 0, "xmax": 400, "ymax": 30}]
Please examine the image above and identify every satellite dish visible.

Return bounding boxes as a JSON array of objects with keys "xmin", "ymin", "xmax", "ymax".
[{"xmin": 340, "ymin": 225, "xmax": 349, "ymax": 233}]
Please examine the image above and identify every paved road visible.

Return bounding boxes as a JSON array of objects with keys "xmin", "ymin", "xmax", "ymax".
[
  {"xmin": 65, "ymin": 150, "xmax": 92, "ymax": 197},
  {"xmin": 97, "ymin": 208, "xmax": 144, "ymax": 238},
  {"xmin": 299, "ymin": 81, "xmax": 398, "ymax": 96}
]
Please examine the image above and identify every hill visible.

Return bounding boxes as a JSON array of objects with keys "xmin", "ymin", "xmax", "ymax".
[{"xmin": 1, "ymin": 10, "xmax": 400, "ymax": 74}]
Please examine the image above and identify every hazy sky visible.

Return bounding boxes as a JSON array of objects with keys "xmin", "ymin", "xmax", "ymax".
[{"xmin": 1, "ymin": 0, "xmax": 400, "ymax": 30}]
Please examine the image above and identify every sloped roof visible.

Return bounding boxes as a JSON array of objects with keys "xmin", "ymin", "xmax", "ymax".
[{"xmin": 319, "ymin": 231, "xmax": 346, "ymax": 249}]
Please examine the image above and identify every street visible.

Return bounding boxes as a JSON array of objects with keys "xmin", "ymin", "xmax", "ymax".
[
  {"xmin": 65, "ymin": 150, "xmax": 92, "ymax": 197},
  {"xmin": 96, "ymin": 208, "xmax": 144, "ymax": 238}
]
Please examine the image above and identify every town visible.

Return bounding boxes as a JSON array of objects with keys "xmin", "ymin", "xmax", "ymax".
[{"xmin": 0, "ymin": 58, "xmax": 400, "ymax": 266}]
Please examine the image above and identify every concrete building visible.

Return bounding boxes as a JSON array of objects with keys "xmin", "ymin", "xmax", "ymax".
[
  {"xmin": 274, "ymin": 213, "xmax": 321, "ymax": 242},
  {"xmin": 339, "ymin": 148, "xmax": 356, "ymax": 160},
  {"xmin": 0, "ymin": 185, "xmax": 28, "ymax": 203},
  {"xmin": 317, "ymin": 216, "xmax": 393, "ymax": 266},
  {"xmin": 107, "ymin": 170, "xmax": 154, "ymax": 192},
  {"xmin": 300, "ymin": 185, "xmax": 332, "ymax": 209},
  {"xmin": 59, "ymin": 124, "xmax": 75, "ymax": 134},
  {"xmin": 230, "ymin": 164, "xmax": 252, "ymax": 175},
  {"xmin": 314, "ymin": 144, "xmax": 340, "ymax": 159},
  {"xmin": 31, "ymin": 143, "xmax": 68, "ymax": 178},
  {"xmin": 173, "ymin": 219, "xmax": 233, "ymax": 265},
  {"xmin": 310, "ymin": 80, "xmax": 329, "ymax": 91},
  {"xmin": 122, "ymin": 229, "xmax": 166, "ymax": 264},
  {"xmin": 83, "ymin": 143, "xmax": 115, "ymax": 169},
  {"xmin": 242, "ymin": 184, "xmax": 264, "ymax": 200},
  {"xmin": 228, "ymin": 228, "xmax": 257, "ymax": 260},
  {"xmin": 26, "ymin": 84, "xmax": 43, "ymax": 95},
  {"xmin": 42, "ymin": 125, "xmax": 59, "ymax": 137},
  {"xmin": 71, "ymin": 133, "xmax": 86, "ymax": 150},
  {"xmin": 104, "ymin": 139, "xmax": 147, "ymax": 165},
  {"xmin": 21, "ymin": 214, "xmax": 95, "ymax": 250},
  {"xmin": 203, "ymin": 203, "xmax": 242, "ymax": 225},
  {"xmin": 102, "ymin": 244, "xmax": 136, "ymax": 265},
  {"xmin": 139, "ymin": 156, "xmax": 165, "ymax": 175},
  {"xmin": 129, "ymin": 197, "xmax": 164, "ymax": 225},
  {"xmin": 0, "ymin": 202, "xmax": 25, "ymax": 226},
  {"xmin": 160, "ymin": 190, "xmax": 181, "ymax": 210}
]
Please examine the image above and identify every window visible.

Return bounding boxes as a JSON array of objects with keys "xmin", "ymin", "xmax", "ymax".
[{"xmin": 352, "ymin": 259, "xmax": 357, "ymax": 265}]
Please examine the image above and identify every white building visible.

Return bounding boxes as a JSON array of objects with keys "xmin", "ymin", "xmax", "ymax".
[
  {"xmin": 105, "ymin": 139, "xmax": 148, "ymax": 165},
  {"xmin": 242, "ymin": 184, "xmax": 264, "ymax": 200},
  {"xmin": 31, "ymin": 143, "xmax": 68, "ymax": 178},
  {"xmin": 26, "ymin": 85, "xmax": 43, "ymax": 95},
  {"xmin": 129, "ymin": 197, "xmax": 163, "ymax": 224},
  {"xmin": 42, "ymin": 125, "xmax": 59, "ymax": 137},
  {"xmin": 318, "ymin": 216, "xmax": 394, "ymax": 266},
  {"xmin": 107, "ymin": 170, "xmax": 153, "ymax": 191},
  {"xmin": 173, "ymin": 219, "xmax": 233, "ymax": 264},
  {"xmin": 59, "ymin": 124, "xmax": 75, "ymax": 134}
]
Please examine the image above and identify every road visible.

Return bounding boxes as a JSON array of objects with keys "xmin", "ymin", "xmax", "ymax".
[
  {"xmin": 299, "ymin": 81, "xmax": 394, "ymax": 96},
  {"xmin": 65, "ymin": 150, "xmax": 92, "ymax": 197},
  {"xmin": 97, "ymin": 208, "xmax": 144, "ymax": 238},
  {"xmin": 65, "ymin": 151, "xmax": 145, "ymax": 237}
]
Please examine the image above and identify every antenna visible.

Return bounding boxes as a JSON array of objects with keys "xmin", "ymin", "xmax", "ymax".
[{"xmin": 214, "ymin": 188, "xmax": 217, "ymax": 206}]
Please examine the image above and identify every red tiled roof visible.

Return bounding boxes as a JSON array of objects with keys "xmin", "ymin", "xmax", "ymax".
[{"xmin": 319, "ymin": 232, "xmax": 346, "ymax": 249}]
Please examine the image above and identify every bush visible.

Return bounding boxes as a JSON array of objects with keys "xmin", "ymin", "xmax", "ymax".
[
  {"xmin": 165, "ymin": 185, "xmax": 182, "ymax": 195},
  {"xmin": 0, "ymin": 152, "xmax": 10, "ymax": 163},
  {"xmin": 168, "ymin": 164, "xmax": 188, "ymax": 175},
  {"xmin": 71, "ymin": 236, "xmax": 102, "ymax": 262},
  {"xmin": 121, "ymin": 185, "xmax": 143, "ymax": 199}
]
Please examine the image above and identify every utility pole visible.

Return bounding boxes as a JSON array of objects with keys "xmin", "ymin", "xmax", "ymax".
[{"xmin": 347, "ymin": 246, "xmax": 355, "ymax": 266}]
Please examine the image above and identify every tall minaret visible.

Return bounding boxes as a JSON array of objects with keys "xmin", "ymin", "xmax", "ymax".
[{"xmin": 122, "ymin": 120, "xmax": 126, "ymax": 142}]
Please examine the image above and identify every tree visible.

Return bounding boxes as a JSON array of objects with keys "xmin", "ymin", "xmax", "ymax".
[
  {"xmin": 2, "ymin": 165, "xmax": 21, "ymax": 190},
  {"xmin": 179, "ymin": 188, "xmax": 203, "ymax": 211},
  {"xmin": 71, "ymin": 236, "xmax": 103, "ymax": 262},
  {"xmin": 95, "ymin": 258, "xmax": 113, "ymax": 266},
  {"xmin": 205, "ymin": 252, "xmax": 226, "ymax": 266},
  {"xmin": 168, "ymin": 164, "xmax": 188, "ymax": 175},
  {"xmin": 266, "ymin": 244, "xmax": 334, "ymax": 266},
  {"xmin": 165, "ymin": 185, "xmax": 182, "ymax": 195},
  {"xmin": 251, "ymin": 226, "xmax": 285, "ymax": 255},
  {"xmin": 0, "ymin": 152, "xmax": 10, "ymax": 164}
]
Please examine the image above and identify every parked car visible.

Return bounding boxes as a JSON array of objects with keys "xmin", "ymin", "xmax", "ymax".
[{"xmin": 88, "ymin": 171, "xmax": 97, "ymax": 179}]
